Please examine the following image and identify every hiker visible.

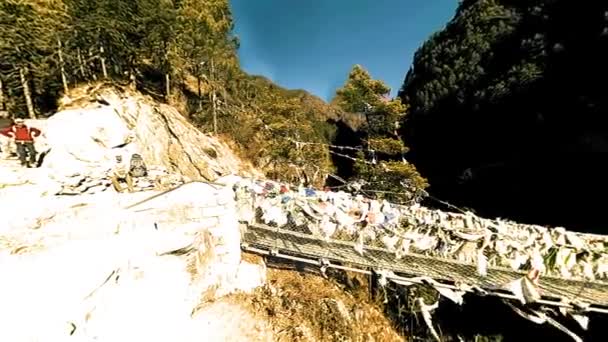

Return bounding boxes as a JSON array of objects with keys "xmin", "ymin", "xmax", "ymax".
[
  {"xmin": 109, "ymin": 153, "xmax": 134, "ymax": 193},
  {"xmin": 0, "ymin": 118, "xmax": 41, "ymax": 167},
  {"xmin": 129, "ymin": 153, "xmax": 148, "ymax": 178}
]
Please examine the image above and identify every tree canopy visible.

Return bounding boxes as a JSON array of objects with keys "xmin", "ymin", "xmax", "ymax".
[{"xmin": 333, "ymin": 65, "xmax": 427, "ymax": 203}]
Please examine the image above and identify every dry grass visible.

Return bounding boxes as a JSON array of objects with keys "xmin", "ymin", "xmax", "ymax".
[
  {"xmin": 233, "ymin": 253, "xmax": 405, "ymax": 342},
  {"xmin": 241, "ymin": 252, "xmax": 264, "ymax": 264}
]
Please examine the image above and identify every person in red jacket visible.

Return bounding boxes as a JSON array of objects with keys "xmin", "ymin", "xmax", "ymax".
[{"xmin": 0, "ymin": 118, "xmax": 41, "ymax": 167}]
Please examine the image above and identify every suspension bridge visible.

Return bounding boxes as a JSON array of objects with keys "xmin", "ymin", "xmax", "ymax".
[{"xmin": 241, "ymin": 223, "xmax": 608, "ymax": 314}]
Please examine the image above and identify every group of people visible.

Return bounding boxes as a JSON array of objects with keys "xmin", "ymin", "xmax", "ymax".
[
  {"xmin": 0, "ymin": 112, "xmax": 149, "ymax": 193},
  {"xmin": 109, "ymin": 152, "xmax": 148, "ymax": 193}
]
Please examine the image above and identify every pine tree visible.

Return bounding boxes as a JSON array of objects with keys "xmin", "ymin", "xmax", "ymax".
[
  {"xmin": 0, "ymin": 0, "xmax": 340, "ymax": 190},
  {"xmin": 137, "ymin": 0, "xmax": 178, "ymax": 98},
  {"xmin": 174, "ymin": 0, "xmax": 238, "ymax": 127},
  {"xmin": 64, "ymin": 0, "xmax": 141, "ymax": 81},
  {"xmin": 259, "ymin": 92, "xmax": 334, "ymax": 186},
  {"xmin": 333, "ymin": 65, "xmax": 428, "ymax": 202},
  {"xmin": 0, "ymin": 0, "xmax": 66, "ymax": 117}
]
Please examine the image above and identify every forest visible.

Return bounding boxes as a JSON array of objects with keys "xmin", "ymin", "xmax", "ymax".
[
  {"xmin": 0, "ymin": 0, "xmax": 335, "ymax": 187},
  {"xmin": 399, "ymin": 0, "xmax": 608, "ymax": 232}
]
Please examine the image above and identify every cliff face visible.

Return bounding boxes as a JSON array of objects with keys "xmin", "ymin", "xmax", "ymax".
[
  {"xmin": 398, "ymin": 0, "xmax": 608, "ymax": 232},
  {"xmin": 51, "ymin": 84, "xmax": 258, "ymax": 182}
]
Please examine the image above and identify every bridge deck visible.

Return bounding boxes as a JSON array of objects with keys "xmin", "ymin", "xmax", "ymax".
[{"xmin": 243, "ymin": 224, "xmax": 608, "ymax": 310}]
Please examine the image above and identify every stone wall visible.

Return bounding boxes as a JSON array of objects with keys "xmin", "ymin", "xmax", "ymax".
[
  {"xmin": 124, "ymin": 182, "xmax": 245, "ymax": 300},
  {"xmin": 0, "ymin": 182, "xmax": 265, "ymax": 342}
]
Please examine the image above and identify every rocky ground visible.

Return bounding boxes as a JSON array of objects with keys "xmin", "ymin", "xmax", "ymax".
[
  {"xmin": 0, "ymin": 86, "xmax": 271, "ymax": 341},
  {"xmin": 0, "ymin": 156, "xmax": 268, "ymax": 341}
]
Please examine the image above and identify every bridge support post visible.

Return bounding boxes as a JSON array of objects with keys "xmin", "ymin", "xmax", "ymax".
[{"xmin": 319, "ymin": 258, "xmax": 329, "ymax": 278}]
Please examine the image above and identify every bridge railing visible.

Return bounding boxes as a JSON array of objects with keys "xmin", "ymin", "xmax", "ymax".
[
  {"xmin": 234, "ymin": 178, "xmax": 608, "ymax": 281},
  {"xmin": 234, "ymin": 177, "xmax": 608, "ymax": 312}
]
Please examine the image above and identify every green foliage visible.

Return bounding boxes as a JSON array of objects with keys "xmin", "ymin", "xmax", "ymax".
[
  {"xmin": 214, "ymin": 75, "xmax": 337, "ymax": 186},
  {"xmin": 0, "ymin": 0, "xmax": 68, "ymax": 115},
  {"xmin": 0, "ymin": 0, "xmax": 428, "ymax": 197},
  {"xmin": 264, "ymin": 99, "xmax": 333, "ymax": 184},
  {"xmin": 354, "ymin": 157, "xmax": 428, "ymax": 203},
  {"xmin": 64, "ymin": 0, "xmax": 143, "ymax": 76},
  {"xmin": 0, "ymin": 0, "xmax": 240, "ymax": 111},
  {"xmin": 334, "ymin": 64, "xmax": 391, "ymax": 113},
  {"xmin": 400, "ymin": 0, "xmax": 525, "ymax": 112},
  {"xmin": 334, "ymin": 64, "xmax": 428, "ymax": 202},
  {"xmin": 137, "ymin": 0, "xmax": 179, "ymax": 74},
  {"xmin": 0, "ymin": 0, "xmax": 338, "ymax": 187},
  {"xmin": 368, "ymin": 138, "xmax": 408, "ymax": 155},
  {"xmin": 173, "ymin": 0, "xmax": 238, "ymax": 81}
]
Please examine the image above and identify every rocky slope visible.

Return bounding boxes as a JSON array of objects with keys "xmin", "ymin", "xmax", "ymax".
[
  {"xmin": 0, "ymin": 84, "xmax": 265, "ymax": 340},
  {"xmin": 2, "ymin": 83, "xmax": 260, "ymax": 197},
  {"xmin": 55, "ymin": 84, "xmax": 257, "ymax": 182}
]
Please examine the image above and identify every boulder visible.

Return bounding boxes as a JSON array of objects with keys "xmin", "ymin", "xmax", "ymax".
[
  {"xmin": 52, "ymin": 86, "xmax": 256, "ymax": 182},
  {"xmin": 30, "ymin": 85, "xmax": 259, "ymax": 196},
  {"xmin": 42, "ymin": 107, "xmax": 133, "ymax": 182}
]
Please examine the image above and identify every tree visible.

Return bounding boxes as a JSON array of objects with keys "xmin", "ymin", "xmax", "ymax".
[
  {"xmin": 0, "ymin": 0, "xmax": 342, "ymax": 193},
  {"xmin": 174, "ymin": 0, "xmax": 238, "ymax": 131},
  {"xmin": 64, "ymin": 0, "xmax": 142, "ymax": 81},
  {"xmin": 137, "ymin": 0, "xmax": 178, "ymax": 98},
  {"xmin": 259, "ymin": 93, "xmax": 334, "ymax": 187},
  {"xmin": 333, "ymin": 65, "xmax": 428, "ymax": 202},
  {"xmin": 0, "ymin": 0, "xmax": 66, "ymax": 117}
]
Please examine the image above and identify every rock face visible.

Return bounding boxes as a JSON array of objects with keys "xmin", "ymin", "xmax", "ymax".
[
  {"xmin": 37, "ymin": 85, "xmax": 257, "ymax": 196},
  {"xmin": 0, "ymin": 182, "xmax": 267, "ymax": 342},
  {"xmin": 0, "ymin": 85, "xmax": 268, "ymax": 342},
  {"xmin": 96, "ymin": 88, "xmax": 251, "ymax": 181}
]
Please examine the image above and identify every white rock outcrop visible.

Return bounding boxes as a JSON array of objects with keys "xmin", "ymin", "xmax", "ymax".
[
  {"xmin": 22, "ymin": 85, "xmax": 259, "ymax": 196},
  {"xmin": 0, "ymin": 182, "xmax": 267, "ymax": 342},
  {"xmin": 51, "ymin": 86, "xmax": 254, "ymax": 180},
  {"xmin": 0, "ymin": 85, "xmax": 267, "ymax": 342},
  {"xmin": 41, "ymin": 105, "xmax": 132, "ymax": 178}
]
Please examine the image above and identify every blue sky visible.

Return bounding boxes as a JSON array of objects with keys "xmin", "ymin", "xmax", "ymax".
[{"xmin": 229, "ymin": 0, "xmax": 458, "ymax": 101}]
